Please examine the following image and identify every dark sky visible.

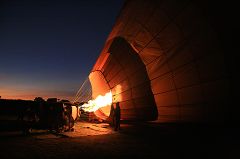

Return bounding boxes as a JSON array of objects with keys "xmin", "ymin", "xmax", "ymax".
[{"xmin": 0, "ymin": 0, "xmax": 123, "ymax": 100}]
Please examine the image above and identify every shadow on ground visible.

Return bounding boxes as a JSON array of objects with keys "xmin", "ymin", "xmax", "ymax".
[{"xmin": 0, "ymin": 120, "xmax": 239, "ymax": 159}]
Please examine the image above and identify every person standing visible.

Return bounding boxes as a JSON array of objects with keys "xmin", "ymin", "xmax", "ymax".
[
  {"xmin": 65, "ymin": 104, "xmax": 73, "ymax": 131},
  {"xmin": 109, "ymin": 103, "xmax": 115, "ymax": 127},
  {"xmin": 114, "ymin": 102, "xmax": 121, "ymax": 131}
]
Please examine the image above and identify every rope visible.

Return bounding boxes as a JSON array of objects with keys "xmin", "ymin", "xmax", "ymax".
[{"xmin": 72, "ymin": 77, "xmax": 92, "ymax": 104}]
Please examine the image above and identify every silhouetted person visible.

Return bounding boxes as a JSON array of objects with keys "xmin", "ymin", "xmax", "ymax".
[
  {"xmin": 34, "ymin": 97, "xmax": 45, "ymax": 126},
  {"xmin": 114, "ymin": 102, "xmax": 121, "ymax": 131},
  {"xmin": 22, "ymin": 106, "xmax": 37, "ymax": 135},
  {"xmin": 64, "ymin": 104, "xmax": 74, "ymax": 131},
  {"xmin": 48, "ymin": 105, "xmax": 55, "ymax": 131},
  {"xmin": 109, "ymin": 103, "xmax": 115, "ymax": 127},
  {"xmin": 52, "ymin": 103, "xmax": 64, "ymax": 132}
]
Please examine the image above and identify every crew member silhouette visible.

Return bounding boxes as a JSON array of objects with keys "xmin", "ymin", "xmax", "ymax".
[{"xmin": 114, "ymin": 102, "xmax": 121, "ymax": 131}]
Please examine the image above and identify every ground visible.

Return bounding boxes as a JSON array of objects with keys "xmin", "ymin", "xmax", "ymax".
[{"xmin": 0, "ymin": 121, "xmax": 239, "ymax": 158}]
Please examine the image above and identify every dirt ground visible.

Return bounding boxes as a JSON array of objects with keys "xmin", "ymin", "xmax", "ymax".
[{"xmin": 0, "ymin": 121, "xmax": 239, "ymax": 159}]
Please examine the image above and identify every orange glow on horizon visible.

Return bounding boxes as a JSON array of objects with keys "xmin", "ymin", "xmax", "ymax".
[{"xmin": 0, "ymin": 89, "xmax": 72, "ymax": 101}]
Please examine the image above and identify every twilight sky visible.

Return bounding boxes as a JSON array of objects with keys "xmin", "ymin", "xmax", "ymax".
[{"xmin": 0, "ymin": 0, "xmax": 123, "ymax": 100}]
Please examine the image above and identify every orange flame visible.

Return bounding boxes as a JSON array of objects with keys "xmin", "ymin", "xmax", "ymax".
[{"xmin": 81, "ymin": 91, "xmax": 112, "ymax": 112}]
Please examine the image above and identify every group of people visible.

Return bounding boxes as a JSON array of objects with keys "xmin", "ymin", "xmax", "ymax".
[
  {"xmin": 19, "ymin": 99, "xmax": 121, "ymax": 134},
  {"xmin": 19, "ymin": 101, "xmax": 74, "ymax": 134}
]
